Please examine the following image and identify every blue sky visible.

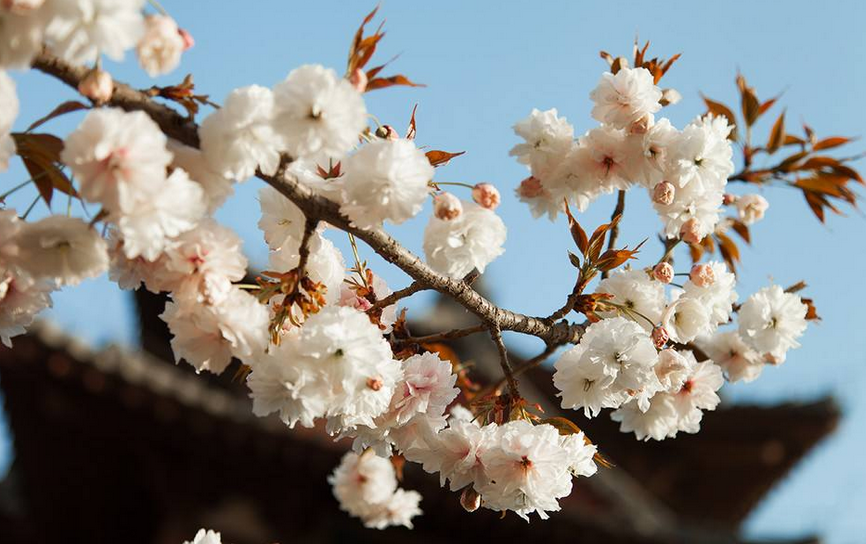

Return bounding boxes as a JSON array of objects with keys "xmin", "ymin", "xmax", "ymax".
[{"xmin": 2, "ymin": 1, "xmax": 865, "ymax": 541}]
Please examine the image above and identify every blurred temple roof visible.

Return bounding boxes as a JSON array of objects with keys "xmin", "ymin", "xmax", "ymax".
[{"xmin": 0, "ymin": 288, "xmax": 840, "ymax": 544}]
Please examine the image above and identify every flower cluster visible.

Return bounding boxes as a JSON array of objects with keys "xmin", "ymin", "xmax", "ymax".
[
  {"xmin": 0, "ymin": 4, "xmax": 831, "ymax": 535},
  {"xmin": 1, "ymin": 0, "xmax": 190, "ymax": 75},
  {"xmin": 551, "ymin": 260, "xmax": 808, "ymax": 440},
  {"xmin": 408, "ymin": 413, "xmax": 598, "ymax": 520},
  {"xmin": 329, "ymin": 450, "xmax": 422, "ymax": 529},
  {"xmin": 511, "ymin": 66, "xmax": 754, "ymax": 243}
]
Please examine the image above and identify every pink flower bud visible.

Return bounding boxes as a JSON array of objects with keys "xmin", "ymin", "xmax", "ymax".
[
  {"xmin": 651, "ymin": 326, "xmax": 669, "ymax": 349},
  {"xmin": 366, "ymin": 376, "xmax": 384, "ymax": 391},
  {"xmin": 689, "ymin": 263, "xmax": 715, "ymax": 287},
  {"xmin": 722, "ymin": 193, "xmax": 738, "ymax": 206},
  {"xmin": 679, "ymin": 217, "xmax": 702, "ymax": 245},
  {"xmin": 472, "ymin": 183, "xmax": 501, "ymax": 210},
  {"xmin": 349, "ymin": 67, "xmax": 368, "ymax": 93},
  {"xmin": 653, "ymin": 262, "xmax": 674, "ymax": 284},
  {"xmin": 434, "ymin": 192, "xmax": 463, "ymax": 220},
  {"xmin": 178, "ymin": 28, "xmax": 195, "ymax": 50},
  {"xmin": 460, "ymin": 487, "xmax": 481, "ymax": 513},
  {"xmin": 652, "ymin": 181, "xmax": 675, "ymax": 206},
  {"xmin": 78, "ymin": 68, "xmax": 113, "ymax": 103},
  {"xmin": 517, "ymin": 176, "xmax": 544, "ymax": 198},
  {"xmin": 375, "ymin": 124, "xmax": 399, "ymax": 140}
]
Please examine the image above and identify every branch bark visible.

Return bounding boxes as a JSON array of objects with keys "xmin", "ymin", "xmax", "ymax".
[
  {"xmin": 601, "ymin": 189, "xmax": 626, "ymax": 280},
  {"xmin": 31, "ymin": 50, "xmax": 585, "ymax": 346}
]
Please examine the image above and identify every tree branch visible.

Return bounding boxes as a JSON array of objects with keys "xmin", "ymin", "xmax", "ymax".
[
  {"xmin": 489, "ymin": 325, "xmax": 519, "ymax": 397},
  {"xmin": 394, "ymin": 324, "xmax": 487, "ymax": 345},
  {"xmin": 601, "ymin": 189, "xmax": 626, "ymax": 280},
  {"xmin": 31, "ymin": 49, "xmax": 585, "ymax": 346}
]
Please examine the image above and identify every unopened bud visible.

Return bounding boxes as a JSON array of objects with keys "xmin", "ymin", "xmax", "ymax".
[
  {"xmin": 517, "ymin": 176, "xmax": 544, "ymax": 198},
  {"xmin": 689, "ymin": 263, "xmax": 715, "ymax": 287},
  {"xmin": 78, "ymin": 67, "xmax": 113, "ymax": 103},
  {"xmin": 374, "ymin": 124, "xmax": 399, "ymax": 140},
  {"xmin": 652, "ymin": 181, "xmax": 675, "ymax": 206},
  {"xmin": 652, "ymin": 262, "xmax": 674, "ymax": 284},
  {"xmin": 651, "ymin": 326, "xmax": 669, "ymax": 349},
  {"xmin": 433, "ymin": 192, "xmax": 463, "ymax": 220},
  {"xmin": 460, "ymin": 487, "xmax": 482, "ymax": 513},
  {"xmin": 178, "ymin": 28, "xmax": 195, "ymax": 50},
  {"xmin": 722, "ymin": 193, "xmax": 738, "ymax": 206},
  {"xmin": 366, "ymin": 376, "xmax": 384, "ymax": 391},
  {"xmin": 349, "ymin": 67, "xmax": 368, "ymax": 93},
  {"xmin": 659, "ymin": 88, "xmax": 682, "ymax": 107},
  {"xmin": 472, "ymin": 183, "xmax": 500, "ymax": 210},
  {"xmin": 679, "ymin": 217, "xmax": 702, "ymax": 245}
]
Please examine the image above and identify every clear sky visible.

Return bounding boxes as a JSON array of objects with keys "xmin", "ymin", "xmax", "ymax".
[{"xmin": 2, "ymin": 1, "xmax": 865, "ymax": 542}]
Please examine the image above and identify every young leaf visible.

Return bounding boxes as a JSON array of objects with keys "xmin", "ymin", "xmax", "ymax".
[
  {"xmin": 766, "ymin": 111, "xmax": 785, "ymax": 153},
  {"xmin": 26, "ymin": 100, "xmax": 89, "ymax": 132},
  {"xmin": 701, "ymin": 95, "xmax": 738, "ymax": 141},
  {"xmin": 425, "ymin": 150, "xmax": 465, "ymax": 167},
  {"xmin": 813, "ymin": 136, "xmax": 852, "ymax": 151},
  {"xmin": 563, "ymin": 202, "xmax": 589, "ymax": 254}
]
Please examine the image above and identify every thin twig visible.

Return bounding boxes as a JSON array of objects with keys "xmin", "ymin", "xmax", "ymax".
[
  {"xmin": 369, "ymin": 281, "xmax": 427, "ymax": 311},
  {"xmin": 396, "ymin": 324, "xmax": 487, "ymax": 345},
  {"xmin": 479, "ymin": 342, "xmax": 559, "ymax": 398},
  {"xmin": 489, "ymin": 325, "xmax": 519, "ymax": 397},
  {"xmin": 601, "ymin": 189, "xmax": 626, "ymax": 280},
  {"xmin": 296, "ymin": 217, "xmax": 319, "ymax": 279}
]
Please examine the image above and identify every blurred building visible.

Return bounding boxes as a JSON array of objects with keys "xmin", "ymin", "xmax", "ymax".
[{"xmin": 0, "ymin": 289, "xmax": 839, "ymax": 544}]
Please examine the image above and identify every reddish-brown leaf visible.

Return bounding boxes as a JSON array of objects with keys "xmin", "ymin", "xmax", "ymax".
[
  {"xmin": 563, "ymin": 202, "xmax": 589, "ymax": 254},
  {"xmin": 777, "ymin": 150, "xmax": 810, "ymax": 172},
  {"xmin": 737, "ymin": 74, "xmax": 760, "ymax": 127},
  {"xmin": 799, "ymin": 156, "xmax": 840, "ymax": 170},
  {"xmin": 801, "ymin": 297, "xmax": 821, "ymax": 321},
  {"xmin": 586, "ymin": 215, "xmax": 620, "ymax": 263},
  {"xmin": 688, "ymin": 242, "xmax": 704, "ymax": 263},
  {"xmin": 425, "ymin": 150, "xmax": 465, "ymax": 167},
  {"xmin": 730, "ymin": 220, "xmax": 751, "ymax": 244},
  {"xmin": 701, "ymin": 95, "xmax": 738, "ymax": 141},
  {"xmin": 365, "ymin": 74, "xmax": 424, "ymax": 92},
  {"xmin": 26, "ymin": 101, "xmax": 89, "ymax": 132},
  {"xmin": 783, "ymin": 134, "xmax": 806, "ymax": 146},
  {"xmin": 830, "ymin": 164, "xmax": 864, "ymax": 184},
  {"xmin": 757, "ymin": 96, "xmax": 779, "ymax": 117},
  {"xmin": 766, "ymin": 111, "xmax": 785, "ymax": 153},
  {"xmin": 406, "ymin": 104, "xmax": 418, "ymax": 141},
  {"xmin": 595, "ymin": 240, "xmax": 645, "ymax": 272},
  {"xmin": 813, "ymin": 136, "xmax": 852, "ymax": 151},
  {"xmin": 715, "ymin": 232, "xmax": 740, "ymax": 273}
]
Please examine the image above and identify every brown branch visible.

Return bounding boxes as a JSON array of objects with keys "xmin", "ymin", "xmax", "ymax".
[
  {"xmin": 546, "ymin": 280, "xmax": 581, "ymax": 322},
  {"xmin": 394, "ymin": 324, "xmax": 487, "ymax": 345},
  {"xmin": 601, "ymin": 189, "xmax": 626, "ymax": 280},
  {"xmin": 31, "ymin": 49, "xmax": 584, "ymax": 346},
  {"xmin": 295, "ymin": 217, "xmax": 319, "ymax": 279},
  {"xmin": 368, "ymin": 281, "xmax": 426, "ymax": 311},
  {"xmin": 478, "ymin": 341, "xmax": 559, "ymax": 398},
  {"xmin": 489, "ymin": 325, "xmax": 519, "ymax": 397}
]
